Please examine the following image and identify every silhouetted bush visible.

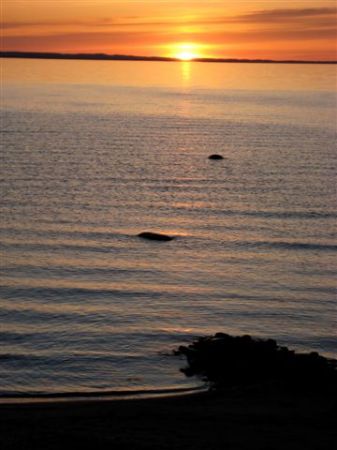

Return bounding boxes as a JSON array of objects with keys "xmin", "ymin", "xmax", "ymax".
[{"xmin": 174, "ymin": 333, "xmax": 336, "ymax": 390}]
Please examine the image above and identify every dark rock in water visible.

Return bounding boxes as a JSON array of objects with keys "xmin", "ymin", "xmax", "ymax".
[
  {"xmin": 138, "ymin": 232, "xmax": 174, "ymax": 242},
  {"xmin": 174, "ymin": 333, "xmax": 336, "ymax": 390},
  {"xmin": 208, "ymin": 154, "xmax": 224, "ymax": 160}
]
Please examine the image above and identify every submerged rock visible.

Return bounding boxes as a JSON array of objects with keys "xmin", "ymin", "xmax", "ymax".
[
  {"xmin": 138, "ymin": 231, "xmax": 174, "ymax": 242},
  {"xmin": 208, "ymin": 154, "xmax": 224, "ymax": 160}
]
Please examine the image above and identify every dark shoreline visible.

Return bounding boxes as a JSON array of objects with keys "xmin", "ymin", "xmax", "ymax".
[
  {"xmin": 1, "ymin": 383, "xmax": 336, "ymax": 450},
  {"xmin": 3, "ymin": 334, "xmax": 335, "ymax": 449},
  {"xmin": 1, "ymin": 51, "xmax": 336, "ymax": 64}
]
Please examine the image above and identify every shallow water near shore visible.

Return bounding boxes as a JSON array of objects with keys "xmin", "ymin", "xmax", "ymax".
[{"xmin": 1, "ymin": 59, "xmax": 336, "ymax": 396}]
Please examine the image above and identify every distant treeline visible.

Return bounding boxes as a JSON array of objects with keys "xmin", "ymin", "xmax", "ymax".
[{"xmin": 1, "ymin": 51, "xmax": 336, "ymax": 64}]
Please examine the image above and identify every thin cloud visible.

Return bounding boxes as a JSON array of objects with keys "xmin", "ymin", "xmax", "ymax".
[
  {"xmin": 201, "ymin": 28, "xmax": 337, "ymax": 44},
  {"xmin": 238, "ymin": 7, "xmax": 337, "ymax": 22},
  {"xmin": 4, "ymin": 25, "xmax": 335, "ymax": 50},
  {"xmin": 2, "ymin": 31, "xmax": 167, "ymax": 50},
  {"xmin": 0, "ymin": 20, "xmax": 116, "ymax": 30},
  {"xmin": 2, "ymin": 8, "xmax": 336, "ymax": 30},
  {"xmin": 193, "ymin": 7, "xmax": 337, "ymax": 27}
]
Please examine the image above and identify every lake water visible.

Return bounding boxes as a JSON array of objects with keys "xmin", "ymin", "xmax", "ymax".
[{"xmin": 1, "ymin": 59, "xmax": 336, "ymax": 396}]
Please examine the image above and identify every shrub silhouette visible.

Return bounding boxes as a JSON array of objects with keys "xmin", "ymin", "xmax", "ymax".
[{"xmin": 175, "ymin": 333, "xmax": 336, "ymax": 389}]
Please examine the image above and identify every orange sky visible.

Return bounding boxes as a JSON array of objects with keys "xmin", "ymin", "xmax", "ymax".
[{"xmin": 2, "ymin": 1, "xmax": 337, "ymax": 60}]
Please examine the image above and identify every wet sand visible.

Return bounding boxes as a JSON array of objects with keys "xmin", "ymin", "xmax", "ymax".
[{"xmin": 1, "ymin": 384, "xmax": 336, "ymax": 450}]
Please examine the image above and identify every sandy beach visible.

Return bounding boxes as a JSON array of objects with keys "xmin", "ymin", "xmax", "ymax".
[{"xmin": 1, "ymin": 384, "xmax": 336, "ymax": 450}]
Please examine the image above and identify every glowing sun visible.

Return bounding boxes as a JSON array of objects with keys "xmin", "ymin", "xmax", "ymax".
[{"xmin": 173, "ymin": 43, "xmax": 200, "ymax": 61}]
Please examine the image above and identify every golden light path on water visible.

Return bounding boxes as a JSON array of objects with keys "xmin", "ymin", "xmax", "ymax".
[{"xmin": 3, "ymin": 58, "xmax": 335, "ymax": 91}]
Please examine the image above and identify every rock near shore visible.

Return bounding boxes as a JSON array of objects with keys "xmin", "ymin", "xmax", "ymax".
[
  {"xmin": 208, "ymin": 154, "xmax": 224, "ymax": 160},
  {"xmin": 138, "ymin": 231, "xmax": 174, "ymax": 242},
  {"xmin": 175, "ymin": 333, "xmax": 337, "ymax": 390}
]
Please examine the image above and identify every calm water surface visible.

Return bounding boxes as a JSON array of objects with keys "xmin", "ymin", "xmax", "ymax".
[{"xmin": 1, "ymin": 59, "xmax": 336, "ymax": 396}]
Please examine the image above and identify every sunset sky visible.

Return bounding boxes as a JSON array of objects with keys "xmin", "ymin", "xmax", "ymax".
[{"xmin": 2, "ymin": 1, "xmax": 337, "ymax": 61}]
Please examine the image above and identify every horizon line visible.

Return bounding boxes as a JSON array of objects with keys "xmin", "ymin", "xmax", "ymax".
[{"xmin": 1, "ymin": 51, "xmax": 336, "ymax": 65}]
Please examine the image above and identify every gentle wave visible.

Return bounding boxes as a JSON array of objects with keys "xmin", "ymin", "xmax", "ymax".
[
  {"xmin": 238, "ymin": 241, "xmax": 337, "ymax": 251},
  {"xmin": 2, "ymin": 236, "xmax": 336, "ymax": 252},
  {"xmin": 0, "ymin": 385, "xmax": 205, "ymax": 402}
]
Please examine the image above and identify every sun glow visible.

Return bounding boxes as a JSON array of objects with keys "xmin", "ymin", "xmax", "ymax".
[{"xmin": 172, "ymin": 43, "xmax": 200, "ymax": 61}]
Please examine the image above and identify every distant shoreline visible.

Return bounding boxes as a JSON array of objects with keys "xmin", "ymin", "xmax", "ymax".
[{"xmin": 1, "ymin": 51, "xmax": 336, "ymax": 64}]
